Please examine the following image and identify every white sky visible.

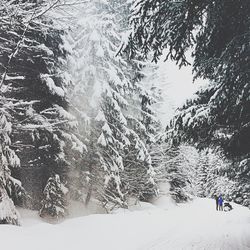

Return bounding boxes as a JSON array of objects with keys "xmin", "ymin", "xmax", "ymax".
[{"xmin": 155, "ymin": 57, "xmax": 207, "ymax": 126}]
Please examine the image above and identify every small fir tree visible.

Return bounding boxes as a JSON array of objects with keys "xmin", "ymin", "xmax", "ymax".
[{"xmin": 40, "ymin": 174, "xmax": 68, "ymax": 219}]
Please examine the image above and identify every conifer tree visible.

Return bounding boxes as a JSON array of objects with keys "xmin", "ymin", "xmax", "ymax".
[
  {"xmin": 0, "ymin": 113, "xmax": 22, "ymax": 225},
  {"xmin": 40, "ymin": 174, "xmax": 68, "ymax": 219},
  {"xmin": 0, "ymin": 0, "xmax": 84, "ymax": 207},
  {"xmin": 64, "ymin": 0, "xmax": 159, "ymax": 208}
]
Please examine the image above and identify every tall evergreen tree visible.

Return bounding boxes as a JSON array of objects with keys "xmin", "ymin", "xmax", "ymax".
[
  {"xmin": 0, "ymin": 0, "xmax": 84, "ymax": 209},
  {"xmin": 0, "ymin": 113, "xmax": 22, "ymax": 225},
  {"xmin": 65, "ymin": 0, "xmax": 159, "ymax": 209}
]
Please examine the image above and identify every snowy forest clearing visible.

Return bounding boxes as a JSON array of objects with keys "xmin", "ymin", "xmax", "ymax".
[
  {"xmin": 1, "ymin": 198, "xmax": 249, "ymax": 250},
  {"xmin": 0, "ymin": 1, "xmax": 250, "ymax": 249}
]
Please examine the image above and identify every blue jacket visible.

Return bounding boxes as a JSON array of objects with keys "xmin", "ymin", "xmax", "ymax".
[{"xmin": 218, "ymin": 196, "xmax": 223, "ymax": 206}]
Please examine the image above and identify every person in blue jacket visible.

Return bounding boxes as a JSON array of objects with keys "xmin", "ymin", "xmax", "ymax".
[{"xmin": 218, "ymin": 195, "xmax": 223, "ymax": 211}]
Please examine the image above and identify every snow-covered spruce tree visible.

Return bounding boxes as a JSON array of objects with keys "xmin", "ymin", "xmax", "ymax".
[
  {"xmin": 151, "ymin": 141, "xmax": 196, "ymax": 203},
  {"xmin": 0, "ymin": 1, "xmax": 84, "ymax": 207},
  {"xmin": 0, "ymin": 113, "xmax": 22, "ymax": 225},
  {"xmin": 151, "ymin": 138, "xmax": 237, "ymax": 203},
  {"xmin": 192, "ymin": 148, "xmax": 237, "ymax": 201},
  {"xmin": 163, "ymin": 147, "xmax": 190, "ymax": 202},
  {"xmin": 232, "ymin": 159, "xmax": 250, "ymax": 208},
  {"xmin": 40, "ymin": 174, "xmax": 68, "ymax": 219},
  {"xmin": 183, "ymin": 147, "xmax": 234, "ymax": 200},
  {"xmin": 122, "ymin": 64, "xmax": 162, "ymax": 201},
  {"xmin": 95, "ymin": 91, "xmax": 129, "ymax": 207},
  {"xmin": 0, "ymin": 182, "xmax": 20, "ymax": 225},
  {"xmin": 64, "ymin": 0, "xmax": 128, "ymax": 207},
  {"xmin": 65, "ymin": 0, "xmax": 158, "ymax": 208},
  {"xmin": 191, "ymin": 147, "xmax": 236, "ymax": 202}
]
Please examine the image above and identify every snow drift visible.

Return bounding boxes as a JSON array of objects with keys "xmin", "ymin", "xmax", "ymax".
[{"xmin": 0, "ymin": 198, "xmax": 249, "ymax": 250}]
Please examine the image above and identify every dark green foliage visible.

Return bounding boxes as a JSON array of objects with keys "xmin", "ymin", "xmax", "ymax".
[{"xmin": 128, "ymin": 0, "xmax": 250, "ymax": 157}]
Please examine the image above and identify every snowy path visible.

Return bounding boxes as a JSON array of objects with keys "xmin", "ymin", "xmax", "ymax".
[
  {"xmin": 141, "ymin": 199, "xmax": 250, "ymax": 250},
  {"xmin": 1, "ymin": 198, "xmax": 250, "ymax": 250}
]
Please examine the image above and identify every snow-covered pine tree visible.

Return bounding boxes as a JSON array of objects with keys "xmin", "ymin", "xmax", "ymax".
[
  {"xmin": 64, "ymin": 0, "xmax": 159, "ymax": 208},
  {"xmin": 122, "ymin": 64, "xmax": 162, "ymax": 201},
  {"xmin": 0, "ymin": 183, "xmax": 20, "ymax": 225},
  {"xmin": 151, "ymin": 142, "xmax": 196, "ymax": 203},
  {"xmin": 160, "ymin": 147, "xmax": 189, "ymax": 202},
  {"xmin": 151, "ymin": 139, "xmax": 237, "ymax": 203},
  {"xmin": 231, "ymin": 159, "xmax": 250, "ymax": 208},
  {"xmin": 96, "ymin": 91, "xmax": 128, "ymax": 207},
  {"xmin": 0, "ymin": 113, "xmax": 22, "ymax": 225},
  {"xmin": 64, "ymin": 0, "xmax": 129, "ymax": 207},
  {"xmin": 0, "ymin": 0, "xmax": 84, "ymax": 208},
  {"xmin": 40, "ymin": 174, "xmax": 68, "ymax": 219},
  {"xmin": 191, "ymin": 148, "xmax": 237, "ymax": 201}
]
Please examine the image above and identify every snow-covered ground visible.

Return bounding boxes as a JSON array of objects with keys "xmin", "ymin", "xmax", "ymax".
[{"xmin": 1, "ymin": 198, "xmax": 250, "ymax": 250}]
